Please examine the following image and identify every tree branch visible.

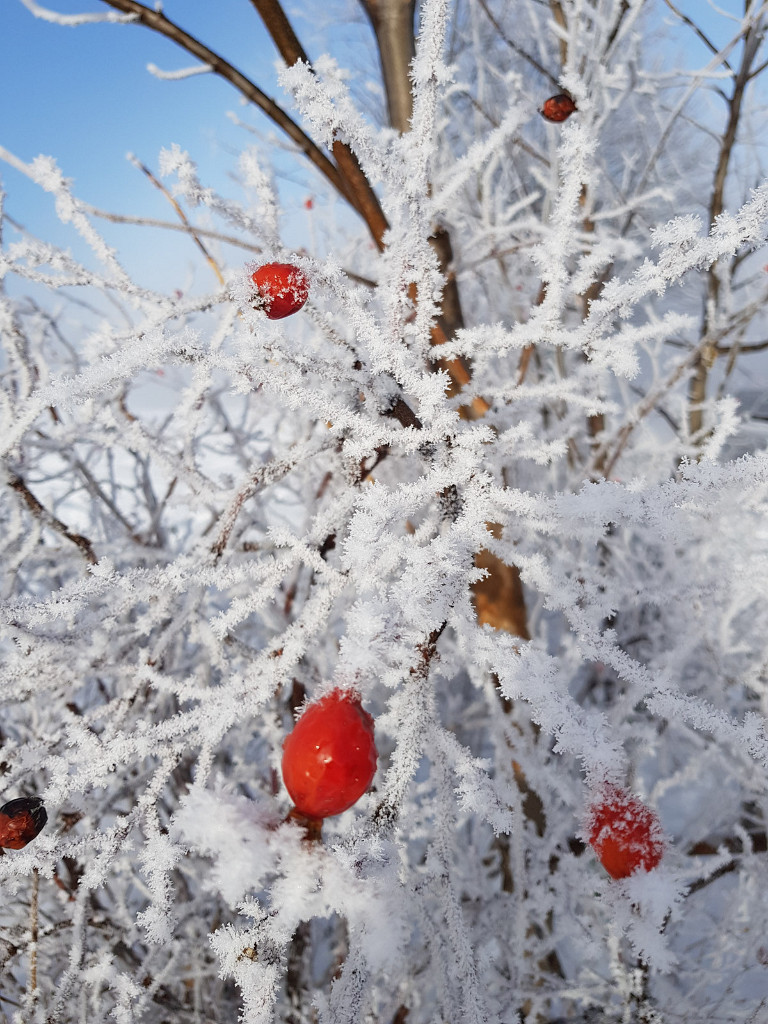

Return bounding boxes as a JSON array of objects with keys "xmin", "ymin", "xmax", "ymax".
[
  {"xmin": 359, "ymin": 0, "xmax": 417, "ymax": 133},
  {"xmin": 718, "ymin": 337, "xmax": 768, "ymax": 355},
  {"xmin": 690, "ymin": 9, "xmax": 766, "ymax": 438},
  {"xmin": 8, "ymin": 471, "xmax": 98, "ymax": 564},
  {"xmin": 661, "ymin": 0, "xmax": 734, "ymax": 73},
  {"xmin": 96, "ymin": 0, "xmax": 355, "ymax": 208},
  {"xmin": 129, "ymin": 155, "xmax": 225, "ymax": 286},
  {"xmin": 248, "ymin": 0, "xmax": 390, "ymax": 248},
  {"xmin": 476, "ymin": 0, "xmax": 561, "ymax": 89}
]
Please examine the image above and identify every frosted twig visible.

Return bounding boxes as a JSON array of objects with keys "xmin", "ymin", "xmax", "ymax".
[
  {"xmin": 146, "ymin": 61, "xmax": 212, "ymax": 80},
  {"xmin": 19, "ymin": 0, "xmax": 136, "ymax": 25},
  {"xmin": 128, "ymin": 154, "xmax": 226, "ymax": 286}
]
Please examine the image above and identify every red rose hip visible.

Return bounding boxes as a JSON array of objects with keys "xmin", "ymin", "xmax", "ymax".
[
  {"xmin": 251, "ymin": 263, "xmax": 309, "ymax": 320},
  {"xmin": 540, "ymin": 94, "xmax": 578, "ymax": 123},
  {"xmin": 281, "ymin": 689, "xmax": 377, "ymax": 819},
  {"xmin": 586, "ymin": 785, "xmax": 664, "ymax": 879},
  {"xmin": 0, "ymin": 797, "xmax": 47, "ymax": 850}
]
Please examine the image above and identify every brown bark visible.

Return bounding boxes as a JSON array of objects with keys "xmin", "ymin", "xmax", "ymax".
[
  {"xmin": 360, "ymin": 0, "xmax": 417, "ymax": 133},
  {"xmin": 248, "ymin": 0, "xmax": 390, "ymax": 249},
  {"xmin": 549, "ymin": 0, "xmax": 568, "ymax": 69},
  {"xmin": 471, "ymin": 525, "xmax": 530, "ymax": 640},
  {"xmin": 9, "ymin": 472, "xmax": 97, "ymax": 565},
  {"xmin": 98, "ymin": 0, "xmax": 390, "ymax": 246}
]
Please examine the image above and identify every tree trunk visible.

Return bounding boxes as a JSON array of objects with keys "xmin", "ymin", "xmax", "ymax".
[{"xmin": 360, "ymin": 0, "xmax": 416, "ymax": 134}]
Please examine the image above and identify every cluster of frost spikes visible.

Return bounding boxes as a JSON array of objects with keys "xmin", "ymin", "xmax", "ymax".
[{"xmin": 1, "ymin": 0, "xmax": 768, "ymax": 1022}]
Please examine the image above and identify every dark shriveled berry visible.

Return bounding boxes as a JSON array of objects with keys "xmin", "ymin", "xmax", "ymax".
[
  {"xmin": 540, "ymin": 94, "xmax": 578, "ymax": 123},
  {"xmin": 0, "ymin": 797, "xmax": 47, "ymax": 850}
]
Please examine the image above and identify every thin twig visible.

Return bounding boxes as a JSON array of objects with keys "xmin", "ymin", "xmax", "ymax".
[
  {"xmin": 475, "ymin": 0, "xmax": 560, "ymax": 88},
  {"xmin": 96, "ymin": 0, "xmax": 352, "ymax": 203},
  {"xmin": 81, "ymin": 205, "xmax": 379, "ymax": 287},
  {"xmin": 720, "ymin": 337, "xmax": 768, "ymax": 354},
  {"xmin": 371, "ymin": 623, "xmax": 447, "ymax": 832},
  {"xmin": 593, "ymin": 336, "xmax": 711, "ymax": 479},
  {"xmin": 83, "ymin": 204, "xmax": 263, "ymax": 252},
  {"xmin": 128, "ymin": 156, "xmax": 226, "ymax": 286},
  {"xmin": 661, "ymin": 0, "xmax": 734, "ymax": 73},
  {"xmin": 690, "ymin": 8, "xmax": 766, "ymax": 438},
  {"xmin": 8, "ymin": 472, "xmax": 98, "ymax": 564}
]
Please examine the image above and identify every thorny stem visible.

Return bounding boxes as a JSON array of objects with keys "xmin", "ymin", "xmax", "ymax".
[
  {"xmin": 285, "ymin": 919, "xmax": 312, "ymax": 1024},
  {"xmin": 371, "ymin": 622, "xmax": 446, "ymax": 832}
]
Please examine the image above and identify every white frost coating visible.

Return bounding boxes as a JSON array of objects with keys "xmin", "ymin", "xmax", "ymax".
[
  {"xmin": 19, "ymin": 0, "xmax": 137, "ymax": 25},
  {"xmin": 146, "ymin": 62, "xmax": 214, "ymax": 80},
  {"xmin": 173, "ymin": 784, "xmax": 281, "ymax": 906}
]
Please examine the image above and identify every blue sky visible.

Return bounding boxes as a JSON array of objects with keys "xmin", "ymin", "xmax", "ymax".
[
  {"xmin": 0, "ymin": 0, "xmax": 752, "ymax": 293},
  {"xmin": 0, "ymin": 0, "xmax": 374, "ymax": 292}
]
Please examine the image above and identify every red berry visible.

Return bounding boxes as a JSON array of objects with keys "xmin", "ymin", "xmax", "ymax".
[
  {"xmin": 251, "ymin": 263, "xmax": 309, "ymax": 320},
  {"xmin": 281, "ymin": 689, "xmax": 377, "ymax": 820},
  {"xmin": 0, "ymin": 797, "xmax": 47, "ymax": 850},
  {"xmin": 540, "ymin": 94, "xmax": 578, "ymax": 123},
  {"xmin": 586, "ymin": 785, "xmax": 664, "ymax": 879}
]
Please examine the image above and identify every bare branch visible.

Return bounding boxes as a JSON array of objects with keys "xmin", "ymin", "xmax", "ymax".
[
  {"xmin": 128, "ymin": 155, "xmax": 226, "ymax": 287},
  {"xmin": 593, "ymin": 334, "xmax": 715, "ymax": 479},
  {"xmin": 80, "ymin": 205, "xmax": 379, "ymax": 286},
  {"xmin": 82, "ymin": 205, "xmax": 263, "ymax": 251},
  {"xmin": 359, "ymin": 0, "xmax": 417, "ymax": 133},
  {"xmin": 661, "ymin": 0, "xmax": 734, "ymax": 73},
  {"xmin": 8, "ymin": 471, "xmax": 98, "ymax": 564},
  {"xmin": 690, "ymin": 10, "xmax": 766, "ymax": 436},
  {"xmin": 96, "ymin": 0, "xmax": 354, "ymax": 207},
  {"xmin": 248, "ymin": 0, "xmax": 389, "ymax": 248},
  {"xmin": 247, "ymin": 0, "xmax": 309, "ymax": 66},
  {"xmin": 24, "ymin": 869, "xmax": 40, "ymax": 1018},
  {"xmin": 718, "ymin": 337, "xmax": 768, "ymax": 354},
  {"xmin": 476, "ymin": 0, "xmax": 560, "ymax": 89},
  {"xmin": 709, "ymin": 19, "xmax": 764, "ymax": 224}
]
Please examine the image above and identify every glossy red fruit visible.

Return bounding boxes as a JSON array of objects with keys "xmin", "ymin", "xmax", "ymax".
[
  {"xmin": 586, "ymin": 785, "xmax": 664, "ymax": 879},
  {"xmin": 0, "ymin": 797, "xmax": 47, "ymax": 850},
  {"xmin": 251, "ymin": 263, "xmax": 309, "ymax": 320},
  {"xmin": 540, "ymin": 94, "xmax": 578, "ymax": 123},
  {"xmin": 281, "ymin": 689, "xmax": 377, "ymax": 820}
]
